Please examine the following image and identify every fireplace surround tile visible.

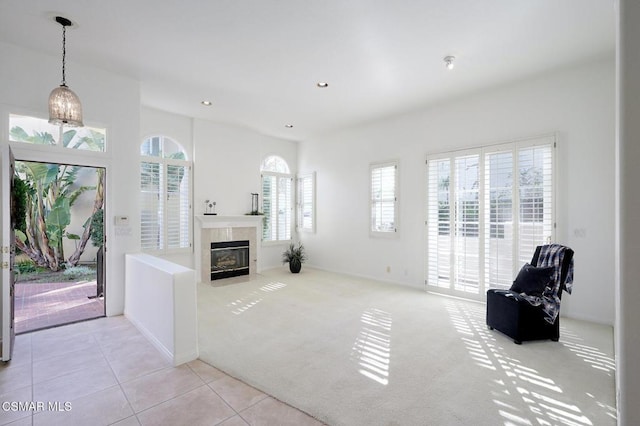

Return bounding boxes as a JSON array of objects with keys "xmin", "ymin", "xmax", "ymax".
[{"xmin": 195, "ymin": 216, "xmax": 263, "ymax": 284}]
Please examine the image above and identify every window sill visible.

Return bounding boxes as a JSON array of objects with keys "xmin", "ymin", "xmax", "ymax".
[{"xmin": 261, "ymin": 240, "xmax": 292, "ymax": 247}]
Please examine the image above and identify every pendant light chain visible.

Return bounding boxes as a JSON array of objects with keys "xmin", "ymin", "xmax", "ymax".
[{"xmin": 61, "ymin": 24, "xmax": 67, "ymax": 86}]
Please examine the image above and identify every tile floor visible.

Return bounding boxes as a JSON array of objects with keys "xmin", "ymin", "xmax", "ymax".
[
  {"xmin": 15, "ymin": 281, "xmax": 104, "ymax": 334},
  {"xmin": 0, "ymin": 316, "xmax": 323, "ymax": 426}
]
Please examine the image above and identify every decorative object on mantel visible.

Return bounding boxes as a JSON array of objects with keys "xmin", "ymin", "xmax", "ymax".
[
  {"xmin": 250, "ymin": 193, "xmax": 259, "ymax": 215},
  {"xmin": 204, "ymin": 200, "xmax": 217, "ymax": 215},
  {"xmin": 282, "ymin": 242, "xmax": 306, "ymax": 273},
  {"xmin": 246, "ymin": 193, "xmax": 265, "ymax": 219}
]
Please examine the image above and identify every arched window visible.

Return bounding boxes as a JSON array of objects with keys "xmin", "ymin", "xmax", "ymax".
[
  {"xmin": 261, "ymin": 155, "xmax": 292, "ymax": 242},
  {"xmin": 140, "ymin": 136, "xmax": 191, "ymax": 251},
  {"xmin": 261, "ymin": 155, "xmax": 290, "ymax": 174}
]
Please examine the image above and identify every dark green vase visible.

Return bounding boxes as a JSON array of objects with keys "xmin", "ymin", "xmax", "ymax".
[{"xmin": 289, "ymin": 259, "xmax": 302, "ymax": 273}]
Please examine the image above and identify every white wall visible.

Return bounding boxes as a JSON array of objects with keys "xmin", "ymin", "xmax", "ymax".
[
  {"xmin": 0, "ymin": 41, "xmax": 140, "ymax": 316},
  {"xmin": 142, "ymin": 108, "xmax": 299, "ymax": 271},
  {"xmin": 615, "ymin": 0, "xmax": 640, "ymax": 422},
  {"xmin": 141, "ymin": 107, "xmax": 193, "ymax": 157},
  {"xmin": 298, "ymin": 58, "xmax": 615, "ymax": 325},
  {"xmin": 193, "ymin": 119, "xmax": 298, "ymax": 270}
]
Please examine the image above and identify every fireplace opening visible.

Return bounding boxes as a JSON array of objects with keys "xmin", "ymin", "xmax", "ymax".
[{"xmin": 211, "ymin": 240, "xmax": 250, "ymax": 280}]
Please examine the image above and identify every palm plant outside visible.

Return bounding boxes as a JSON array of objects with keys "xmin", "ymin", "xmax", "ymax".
[{"xmin": 11, "ymin": 126, "xmax": 105, "ymax": 272}]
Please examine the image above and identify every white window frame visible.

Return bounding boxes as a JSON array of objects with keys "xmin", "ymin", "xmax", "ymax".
[
  {"xmin": 261, "ymin": 155, "xmax": 293, "ymax": 244},
  {"xmin": 296, "ymin": 172, "xmax": 316, "ymax": 233},
  {"xmin": 370, "ymin": 160, "xmax": 399, "ymax": 237},
  {"xmin": 425, "ymin": 134, "xmax": 556, "ymax": 301},
  {"xmin": 8, "ymin": 112, "xmax": 108, "ymax": 154},
  {"xmin": 140, "ymin": 136, "xmax": 192, "ymax": 254}
]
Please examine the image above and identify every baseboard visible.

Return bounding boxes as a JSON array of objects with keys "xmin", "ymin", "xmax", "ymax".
[
  {"xmin": 561, "ymin": 312, "xmax": 614, "ymax": 327},
  {"xmin": 304, "ymin": 264, "xmax": 425, "ymax": 291},
  {"xmin": 173, "ymin": 350, "xmax": 199, "ymax": 366},
  {"xmin": 124, "ymin": 312, "xmax": 174, "ymax": 365}
]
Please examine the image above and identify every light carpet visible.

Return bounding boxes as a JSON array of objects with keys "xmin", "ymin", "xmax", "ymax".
[{"xmin": 197, "ymin": 268, "xmax": 616, "ymax": 426}]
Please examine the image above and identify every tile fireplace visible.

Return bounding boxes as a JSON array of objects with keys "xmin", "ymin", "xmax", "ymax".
[
  {"xmin": 210, "ymin": 240, "xmax": 250, "ymax": 280},
  {"xmin": 195, "ymin": 215, "xmax": 263, "ymax": 283}
]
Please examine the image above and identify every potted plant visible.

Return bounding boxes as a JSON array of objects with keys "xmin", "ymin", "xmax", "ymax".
[{"xmin": 282, "ymin": 242, "xmax": 306, "ymax": 273}]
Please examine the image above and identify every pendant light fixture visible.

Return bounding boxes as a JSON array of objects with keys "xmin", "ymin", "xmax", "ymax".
[{"xmin": 48, "ymin": 16, "xmax": 84, "ymax": 127}]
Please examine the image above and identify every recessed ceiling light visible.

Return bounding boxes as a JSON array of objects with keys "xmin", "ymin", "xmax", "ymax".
[
  {"xmin": 201, "ymin": 100, "xmax": 212, "ymax": 106},
  {"xmin": 316, "ymin": 82, "xmax": 329, "ymax": 88},
  {"xmin": 285, "ymin": 124, "xmax": 294, "ymax": 128},
  {"xmin": 444, "ymin": 56, "xmax": 455, "ymax": 70}
]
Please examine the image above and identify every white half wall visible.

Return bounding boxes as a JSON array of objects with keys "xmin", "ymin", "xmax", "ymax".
[
  {"xmin": 298, "ymin": 58, "xmax": 615, "ymax": 325},
  {"xmin": 125, "ymin": 253, "xmax": 197, "ymax": 366}
]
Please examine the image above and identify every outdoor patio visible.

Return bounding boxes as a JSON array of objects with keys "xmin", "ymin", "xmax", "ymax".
[{"xmin": 15, "ymin": 280, "xmax": 105, "ymax": 334}]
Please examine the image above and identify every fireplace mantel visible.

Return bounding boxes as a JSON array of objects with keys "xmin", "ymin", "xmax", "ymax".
[
  {"xmin": 195, "ymin": 215, "xmax": 264, "ymax": 228},
  {"xmin": 194, "ymin": 215, "xmax": 263, "ymax": 283}
]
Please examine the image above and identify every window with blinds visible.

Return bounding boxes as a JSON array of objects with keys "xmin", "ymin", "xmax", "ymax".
[
  {"xmin": 140, "ymin": 136, "xmax": 191, "ymax": 252},
  {"xmin": 370, "ymin": 161, "xmax": 398, "ymax": 236},
  {"xmin": 426, "ymin": 135, "xmax": 555, "ymax": 300},
  {"xmin": 140, "ymin": 161, "xmax": 163, "ymax": 250},
  {"xmin": 426, "ymin": 158, "xmax": 451, "ymax": 289},
  {"xmin": 166, "ymin": 163, "xmax": 190, "ymax": 249},
  {"xmin": 261, "ymin": 155, "xmax": 292, "ymax": 242},
  {"xmin": 454, "ymin": 154, "xmax": 480, "ymax": 293},
  {"xmin": 297, "ymin": 173, "xmax": 315, "ymax": 232}
]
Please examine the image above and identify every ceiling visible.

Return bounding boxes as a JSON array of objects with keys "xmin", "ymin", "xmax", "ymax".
[{"xmin": 0, "ymin": 1, "xmax": 615, "ymax": 142}]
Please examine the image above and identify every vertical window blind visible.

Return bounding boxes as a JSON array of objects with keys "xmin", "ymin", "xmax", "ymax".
[
  {"xmin": 370, "ymin": 162, "xmax": 398, "ymax": 235},
  {"xmin": 140, "ymin": 161, "xmax": 163, "ymax": 250},
  {"xmin": 426, "ymin": 135, "xmax": 555, "ymax": 299},
  {"xmin": 140, "ymin": 136, "xmax": 191, "ymax": 253},
  {"xmin": 297, "ymin": 173, "xmax": 315, "ymax": 232},
  {"xmin": 262, "ymin": 174, "xmax": 292, "ymax": 241},
  {"xmin": 426, "ymin": 158, "xmax": 451, "ymax": 289},
  {"xmin": 261, "ymin": 155, "xmax": 292, "ymax": 243},
  {"xmin": 166, "ymin": 163, "xmax": 190, "ymax": 249},
  {"xmin": 454, "ymin": 154, "xmax": 480, "ymax": 293}
]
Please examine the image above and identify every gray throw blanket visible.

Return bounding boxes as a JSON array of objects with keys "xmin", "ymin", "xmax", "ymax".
[{"xmin": 520, "ymin": 244, "xmax": 574, "ymax": 324}]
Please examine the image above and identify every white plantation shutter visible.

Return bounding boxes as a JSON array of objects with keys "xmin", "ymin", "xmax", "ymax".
[
  {"xmin": 453, "ymin": 154, "xmax": 480, "ymax": 293},
  {"xmin": 140, "ymin": 161, "xmax": 163, "ymax": 250},
  {"xmin": 297, "ymin": 173, "xmax": 315, "ymax": 232},
  {"xmin": 261, "ymin": 174, "xmax": 292, "ymax": 241},
  {"xmin": 426, "ymin": 135, "xmax": 555, "ymax": 298},
  {"xmin": 426, "ymin": 158, "xmax": 451, "ymax": 289},
  {"xmin": 262, "ymin": 175, "xmax": 275, "ymax": 240},
  {"xmin": 261, "ymin": 155, "xmax": 293, "ymax": 242},
  {"xmin": 484, "ymin": 150, "xmax": 514, "ymax": 289},
  {"xmin": 517, "ymin": 143, "xmax": 554, "ymax": 265},
  {"xmin": 166, "ymin": 163, "xmax": 190, "ymax": 249},
  {"xmin": 278, "ymin": 176, "xmax": 292, "ymax": 240},
  {"xmin": 140, "ymin": 136, "xmax": 191, "ymax": 253},
  {"xmin": 370, "ymin": 162, "xmax": 398, "ymax": 234}
]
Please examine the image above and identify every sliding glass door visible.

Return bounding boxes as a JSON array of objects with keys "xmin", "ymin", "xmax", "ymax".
[{"xmin": 426, "ymin": 135, "xmax": 555, "ymax": 300}]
